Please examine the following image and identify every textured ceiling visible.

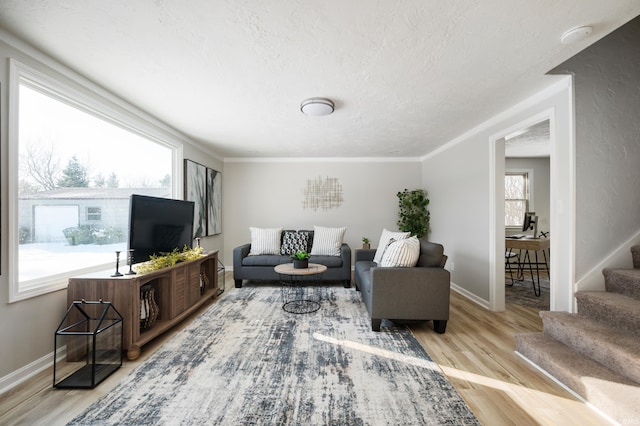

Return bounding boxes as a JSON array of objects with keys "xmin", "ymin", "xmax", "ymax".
[
  {"xmin": 505, "ymin": 120, "xmax": 550, "ymax": 158},
  {"xmin": 0, "ymin": 1, "xmax": 639, "ymax": 159}
]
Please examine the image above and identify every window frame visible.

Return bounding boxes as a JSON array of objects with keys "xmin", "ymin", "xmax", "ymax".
[
  {"xmin": 505, "ymin": 169, "xmax": 534, "ymax": 230},
  {"xmin": 8, "ymin": 58, "xmax": 184, "ymax": 303},
  {"xmin": 86, "ymin": 207, "xmax": 102, "ymax": 221}
]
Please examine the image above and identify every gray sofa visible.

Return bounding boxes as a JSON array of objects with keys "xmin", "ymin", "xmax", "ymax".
[
  {"xmin": 354, "ymin": 239, "xmax": 450, "ymax": 332},
  {"xmin": 233, "ymin": 234, "xmax": 351, "ymax": 288}
]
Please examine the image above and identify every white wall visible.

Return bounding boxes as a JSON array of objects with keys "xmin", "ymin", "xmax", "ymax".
[
  {"xmin": 0, "ymin": 32, "xmax": 223, "ymax": 388},
  {"xmin": 421, "ymin": 134, "xmax": 493, "ymax": 302},
  {"xmin": 222, "ymin": 160, "xmax": 422, "ymax": 266}
]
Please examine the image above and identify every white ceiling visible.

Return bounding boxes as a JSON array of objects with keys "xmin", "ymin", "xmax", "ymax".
[
  {"xmin": 1, "ymin": 1, "xmax": 639, "ymax": 159},
  {"xmin": 505, "ymin": 119, "xmax": 550, "ymax": 158}
]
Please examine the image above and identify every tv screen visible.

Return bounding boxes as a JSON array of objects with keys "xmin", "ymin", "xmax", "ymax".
[{"xmin": 128, "ymin": 194, "xmax": 195, "ymax": 265}]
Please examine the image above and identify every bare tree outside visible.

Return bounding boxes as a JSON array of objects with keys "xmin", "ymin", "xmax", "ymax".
[
  {"xmin": 505, "ymin": 173, "xmax": 528, "ymax": 227},
  {"xmin": 19, "ymin": 139, "xmax": 61, "ymax": 194},
  {"xmin": 16, "ymin": 80, "xmax": 173, "ymax": 286}
]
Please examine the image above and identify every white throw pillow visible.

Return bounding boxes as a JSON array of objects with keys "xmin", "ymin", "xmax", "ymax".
[
  {"xmin": 373, "ymin": 229, "xmax": 411, "ymax": 264},
  {"xmin": 310, "ymin": 226, "xmax": 347, "ymax": 256},
  {"xmin": 380, "ymin": 236, "xmax": 420, "ymax": 267},
  {"xmin": 248, "ymin": 227, "xmax": 283, "ymax": 255}
]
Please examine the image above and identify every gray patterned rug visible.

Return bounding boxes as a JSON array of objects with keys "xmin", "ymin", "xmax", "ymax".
[
  {"xmin": 505, "ymin": 276, "xmax": 550, "ymax": 311},
  {"xmin": 68, "ymin": 285, "xmax": 479, "ymax": 425}
]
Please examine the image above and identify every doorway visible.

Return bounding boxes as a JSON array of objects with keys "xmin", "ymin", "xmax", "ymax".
[
  {"xmin": 489, "ymin": 82, "xmax": 576, "ymax": 314},
  {"xmin": 503, "ymin": 119, "xmax": 551, "ymax": 310}
]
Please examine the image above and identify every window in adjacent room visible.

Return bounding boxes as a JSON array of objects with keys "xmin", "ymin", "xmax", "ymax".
[
  {"xmin": 9, "ymin": 59, "xmax": 179, "ymax": 302},
  {"xmin": 505, "ymin": 171, "xmax": 530, "ymax": 228}
]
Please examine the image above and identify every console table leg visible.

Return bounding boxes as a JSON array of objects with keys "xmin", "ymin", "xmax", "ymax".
[{"xmin": 127, "ymin": 346, "xmax": 141, "ymax": 361}]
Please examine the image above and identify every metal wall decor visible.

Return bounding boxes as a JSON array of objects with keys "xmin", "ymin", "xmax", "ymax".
[
  {"xmin": 303, "ymin": 176, "xmax": 343, "ymax": 211},
  {"xmin": 184, "ymin": 159, "xmax": 222, "ymax": 237}
]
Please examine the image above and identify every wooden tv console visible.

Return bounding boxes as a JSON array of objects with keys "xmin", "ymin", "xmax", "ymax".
[{"xmin": 67, "ymin": 251, "xmax": 218, "ymax": 360}]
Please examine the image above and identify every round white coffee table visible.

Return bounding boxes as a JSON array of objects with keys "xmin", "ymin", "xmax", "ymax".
[{"xmin": 274, "ymin": 263, "xmax": 327, "ymax": 314}]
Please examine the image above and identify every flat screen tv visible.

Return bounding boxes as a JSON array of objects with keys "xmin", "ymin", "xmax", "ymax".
[{"xmin": 127, "ymin": 194, "xmax": 195, "ymax": 265}]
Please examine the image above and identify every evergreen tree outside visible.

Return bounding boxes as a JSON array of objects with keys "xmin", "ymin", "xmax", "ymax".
[
  {"xmin": 159, "ymin": 174, "xmax": 171, "ymax": 188},
  {"xmin": 106, "ymin": 172, "xmax": 119, "ymax": 188},
  {"xmin": 57, "ymin": 155, "xmax": 89, "ymax": 187},
  {"xmin": 93, "ymin": 173, "xmax": 106, "ymax": 187}
]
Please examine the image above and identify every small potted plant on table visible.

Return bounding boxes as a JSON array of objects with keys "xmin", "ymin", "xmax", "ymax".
[
  {"xmin": 362, "ymin": 237, "xmax": 370, "ymax": 250},
  {"xmin": 292, "ymin": 250, "xmax": 311, "ymax": 269}
]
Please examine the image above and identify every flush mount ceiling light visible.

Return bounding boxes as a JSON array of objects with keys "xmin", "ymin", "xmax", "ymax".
[
  {"xmin": 300, "ymin": 97, "xmax": 334, "ymax": 116},
  {"xmin": 560, "ymin": 25, "xmax": 592, "ymax": 44}
]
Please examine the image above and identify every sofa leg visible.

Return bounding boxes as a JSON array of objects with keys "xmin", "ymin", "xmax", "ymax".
[
  {"xmin": 433, "ymin": 320, "xmax": 447, "ymax": 334},
  {"xmin": 234, "ymin": 279, "xmax": 243, "ymax": 288},
  {"xmin": 343, "ymin": 280, "xmax": 351, "ymax": 288},
  {"xmin": 371, "ymin": 319, "xmax": 382, "ymax": 332}
]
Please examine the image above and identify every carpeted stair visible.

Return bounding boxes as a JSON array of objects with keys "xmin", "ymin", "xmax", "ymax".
[{"xmin": 515, "ymin": 245, "xmax": 640, "ymax": 425}]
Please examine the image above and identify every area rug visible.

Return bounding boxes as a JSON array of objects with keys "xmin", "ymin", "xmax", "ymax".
[
  {"xmin": 505, "ymin": 276, "xmax": 550, "ymax": 311},
  {"xmin": 68, "ymin": 285, "xmax": 479, "ymax": 425}
]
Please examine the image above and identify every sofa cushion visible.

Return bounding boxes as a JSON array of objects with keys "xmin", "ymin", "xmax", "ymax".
[
  {"xmin": 380, "ymin": 236, "xmax": 420, "ymax": 267},
  {"xmin": 416, "ymin": 240, "xmax": 445, "ymax": 267},
  {"xmin": 280, "ymin": 231, "xmax": 311, "ymax": 255},
  {"xmin": 248, "ymin": 227, "xmax": 283, "ymax": 255},
  {"xmin": 242, "ymin": 254, "xmax": 291, "ymax": 267},
  {"xmin": 309, "ymin": 255, "xmax": 343, "ymax": 268},
  {"xmin": 310, "ymin": 226, "xmax": 346, "ymax": 256},
  {"xmin": 373, "ymin": 229, "xmax": 411, "ymax": 264}
]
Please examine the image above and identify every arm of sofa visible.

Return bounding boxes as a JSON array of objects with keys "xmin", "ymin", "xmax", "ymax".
[
  {"xmin": 233, "ymin": 243, "xmax": 252, "ymax": 287},
  {"xmin": 369, "ymin": 266, "xmax": 451, "ymax": 320},
  {"xmin": 355, "ymin": 248, "xmax": 376, "ymax": 262},
  {"xmin": 339, "ymin": 243, "xmax": 352, "ymax": 287}
]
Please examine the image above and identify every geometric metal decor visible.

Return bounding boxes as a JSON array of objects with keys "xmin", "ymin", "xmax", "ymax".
[{"xmin": 303, "ymin": 176, "xmax": 343, "ymax": 211}]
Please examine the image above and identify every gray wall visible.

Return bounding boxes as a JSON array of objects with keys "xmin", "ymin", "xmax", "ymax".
[
  {"xmin": 222, "ymin": 160, "xmax": 422, "ymax": 265},
  {"xmin": 0, "ymin": 33, "xmax": 223, "ymax": 384},
  {"xmin": 550, "ymin": 16, "xmax": 640, "ymax": 283}
]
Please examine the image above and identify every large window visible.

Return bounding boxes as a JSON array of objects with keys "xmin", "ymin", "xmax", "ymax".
[
  {"xmin": 9, "ymin": 60, "xmax": 180, "ymax": 302},
  {"xmin": 505, "ymin": 171, "xmax": 530, "ymax": 228}
]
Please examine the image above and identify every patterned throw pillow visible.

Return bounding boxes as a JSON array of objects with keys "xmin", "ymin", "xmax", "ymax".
[
  {"xmin": 310, "ymin": 226, "xmax": 346, "ymax": 256},
  {"xmin": 280, "ymin": 231, "xmax": 311, "ymax": 255},
  {"xmin": 379, "ymin": 236, "xmax": 420, "ymax": 267},
  {"xmin": 248, "ymin": 227, "xmax": 283, "ymax": 255},
  {"xmin": 373, "ymin": 229, "xmax": 411, "ymax": 264}
]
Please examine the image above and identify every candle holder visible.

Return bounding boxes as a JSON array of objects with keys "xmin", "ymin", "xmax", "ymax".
[
  {"xmin": 125, "ymin": 249, "xmax": 137, "ymax": 275},
  {"xmin": 111, "ymin": 251, "xmax": 123, "ymax": 277}
]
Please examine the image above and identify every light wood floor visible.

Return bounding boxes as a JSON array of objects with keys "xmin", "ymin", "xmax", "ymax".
[{"xmin": 0, "ymin": 273, "xmax": 611, "ymax": 426}]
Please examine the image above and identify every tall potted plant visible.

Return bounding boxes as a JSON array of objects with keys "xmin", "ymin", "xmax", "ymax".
[{"xmin": 397, "ymin": 188, "xmax": 430, "ymax": 238}]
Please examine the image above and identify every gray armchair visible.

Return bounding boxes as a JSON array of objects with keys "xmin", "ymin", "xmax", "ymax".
[{"xmin": 354, "ymin": 239, "xmax": 450, "ymax": 333}]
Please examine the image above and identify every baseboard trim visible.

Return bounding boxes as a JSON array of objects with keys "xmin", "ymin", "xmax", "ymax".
[
  {"xmin": 451, "ymin": 281, "xmax": 490, "ymax": 310},
  {"xmin": 576, "ymin": 230, "xmax": 640, "ymax": 293},
  {"xmin": 514, "ymin": 350, "xmax": 619, "ymax": 426},
  {"xmin": 0, "ymin": 346, "xmax": 64, "ymax": 396}
]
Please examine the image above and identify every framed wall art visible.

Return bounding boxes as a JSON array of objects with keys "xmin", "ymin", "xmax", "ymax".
[
  {"xmin": 185, "ymin": 159, "xmax": 222, "ymax": 238},
  {"xmin": 184, "ymin": 159, "xmax": 207, "ymax": 238},
  {"xmin": 207, "ymin": 168, "xmax": 222, "ymax": 235}
]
